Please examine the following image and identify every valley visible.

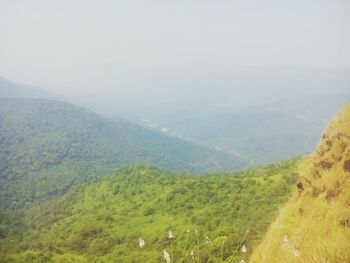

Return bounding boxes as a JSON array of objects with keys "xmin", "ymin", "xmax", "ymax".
[
  {"xmin": 0, "ymin": 79, "xmax": 349, "ymax": 263},
  {"xmin": 1, "ymin": 1, "xmax": 349, "ymax": 261}
]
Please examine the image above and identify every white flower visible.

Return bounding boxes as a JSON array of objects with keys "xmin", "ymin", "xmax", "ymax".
[
  {"xmin": 168, "ymin": 230, "xmax": 174, "ymax": 239},
  {"xmin": 293, "ymin": 249, "xmax": 300, "ymax": 257},
  {"xmin": 163, "ymin": 250, "xmax": 170, "ymax": 263},
  {"xmin": 240, "ymin": 260, "xmax": 246, "ymax": 263},
  {"xmin": 190, "ymin": 250, "xmax": 194, "ymax": 257},
  {"xmin": 241, "ymin": 245, "xmax": 247, "ymax": 253},
  {"xmin": 138, "ymin": 238, "xmax": 145, "ymax": 248}
]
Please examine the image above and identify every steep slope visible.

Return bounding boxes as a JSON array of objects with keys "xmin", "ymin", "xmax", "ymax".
[
  {"xmin": 1, "ymin": 160, "xmax": 299, "ymax": 262},
  {"xmin": 0, "ymin": 98, "xmax": 246, "ymax": 208},
  {"xmin": 250, "ymin": 105, "xmax": 350, "ymax": 263}
]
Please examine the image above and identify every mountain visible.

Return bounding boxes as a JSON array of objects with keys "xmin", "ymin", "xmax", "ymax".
[
  {"xmin": 0, "ymin": 98, "xmax": 246, "ymax": 208},
  {"xmin": 250, "ymin": 104, "xmax": 350, "ymax": 262},
  {"xmin": 0, "ymin": 76, "xmax": 56, "ymax": 99},
  {"xmin": 85, "ymin": 66, "xmax": 350, "ymax": 117},
  {"xmin": 1, "ymin": 160, "xmax": 299, "ymax": 262},
  {"xmin": 133, "ymin": 94, "xmax": 350, "ymax": 165},
  {"xmin": 3, "ymin": 74, "xmax": 349, "ymax": 167}
]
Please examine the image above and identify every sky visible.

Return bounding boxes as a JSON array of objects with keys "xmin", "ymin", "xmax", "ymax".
[{"xmin": 0, "ymin": 0, "xmax": 349, "ymax": 113}]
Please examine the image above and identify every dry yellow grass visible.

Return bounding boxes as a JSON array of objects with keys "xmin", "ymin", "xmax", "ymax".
[{"xmin": 250, "ymin": 104, "xmax": 350, "ymax": 263}]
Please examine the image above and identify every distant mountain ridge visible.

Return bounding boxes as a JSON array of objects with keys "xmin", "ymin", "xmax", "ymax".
[
  {"xmin": 2, "ymin": 74, "xmax": 349, "ymax": 167},
  {"xmin": 0, "ymin": 97, "xmax": 246, "ymax": 208},
  {"xmin": 135, "ymin": 93, "xmax": 350, "ymax": 165},
  {"xmin": 0, "ymin": 75, "xmax": 56, "ymax": 99}
]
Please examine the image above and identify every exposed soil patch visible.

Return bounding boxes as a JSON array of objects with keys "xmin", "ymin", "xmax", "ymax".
[
  {"xmin": 319, "ymin": 160, "xmax": 333, "ymax": 170},
  {"xmin": 340, "ymin": 218, "xmax": 350, "ymax": 228},
  {"xmin": 344, "ymin": 159, "xmax": 350, "ymax": 172},
  {"xmin": 326, "ymin": 188, "xmax": 341, "ymax": 201},
  {"xmin": 298, "ymin": 208, "xmax": 304, "ymax": 216},
  {"xmin": 325, "ymin": 140, "xmax": 333, "ymax": 148},
  {"xmin": 311, "ymin": 186, "xmax": 324, "ymax": 198},
  {"xmin": 297, "ymin": 182, "xmax": 304, "ymax": 191}
]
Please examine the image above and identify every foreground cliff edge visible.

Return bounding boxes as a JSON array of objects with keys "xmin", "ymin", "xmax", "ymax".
[{"xmin": 250, "ymin": 104, "xmax": 350, "ymax": 263}]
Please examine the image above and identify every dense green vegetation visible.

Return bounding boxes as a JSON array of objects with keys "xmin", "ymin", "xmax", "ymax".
[
  {"xmin": 0, "ymin": 98, "xmax": 246, "ymax": 209},
  {"xmin": 1, "ymin": 159, "xmax": 299, "ymax": 262},
  {"xmin": 2, "ymin": 76, "xmax": 346, "ymax": 263}
]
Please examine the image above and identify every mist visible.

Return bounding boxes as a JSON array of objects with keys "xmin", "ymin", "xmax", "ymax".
[{"xmin": 0, "ymin": 0, "xmax": 349, "ymax": 116}]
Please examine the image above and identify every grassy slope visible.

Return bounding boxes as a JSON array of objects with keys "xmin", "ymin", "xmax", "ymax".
[
  {"xmin": 250, "ymin": 105, "xmax": 350, "ymax": 263},
  {"xmin": 0, "ymin": 98, "xmax": 246, "ymax": 208},
  {"xmin": 1, "ymin": 160, "xmax": 299, "ymax": 262}
]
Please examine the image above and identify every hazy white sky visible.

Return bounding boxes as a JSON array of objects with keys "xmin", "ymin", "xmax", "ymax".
[{"xmin": 0, "ymin": 0, "xmax": 349, "ymax": 110}]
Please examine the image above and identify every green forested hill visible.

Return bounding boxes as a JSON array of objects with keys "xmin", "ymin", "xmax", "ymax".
[
  {"xmin": 1, "ymin": 160, "xmax": 299, "ymax": 262},
  {"xmin": 0, "ymin": 98, "xmax": 246, "ymax": 208}
]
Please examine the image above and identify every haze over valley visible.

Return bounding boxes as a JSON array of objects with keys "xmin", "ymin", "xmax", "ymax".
[{"xmin": 0, "ymin": 1, "xmax": 349, "ymax": 262}]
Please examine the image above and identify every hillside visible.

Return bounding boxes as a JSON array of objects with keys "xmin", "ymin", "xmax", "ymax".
[
  {"xmin": 134, "ymin": 94, "xmax": 350, "ymax": 165},
  {"xmin": 0, "ymin": 76, "xmax": 56, "ymax": 99},
  {"xmin": 0, "ymin": 98, "xmax": 246, "ymax": 208},
  {"xmin": 0, "ymin": 160, "xmax": 299, "ymax": 262},
  {"xmin": 250, "ymin": 105, "xmax": 350, "ymax": 263}
]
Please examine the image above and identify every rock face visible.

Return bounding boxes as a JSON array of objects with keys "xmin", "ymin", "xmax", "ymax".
[{"xmin": 250, "ymin": 104, "xmax": 350, "ymax": 263}]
